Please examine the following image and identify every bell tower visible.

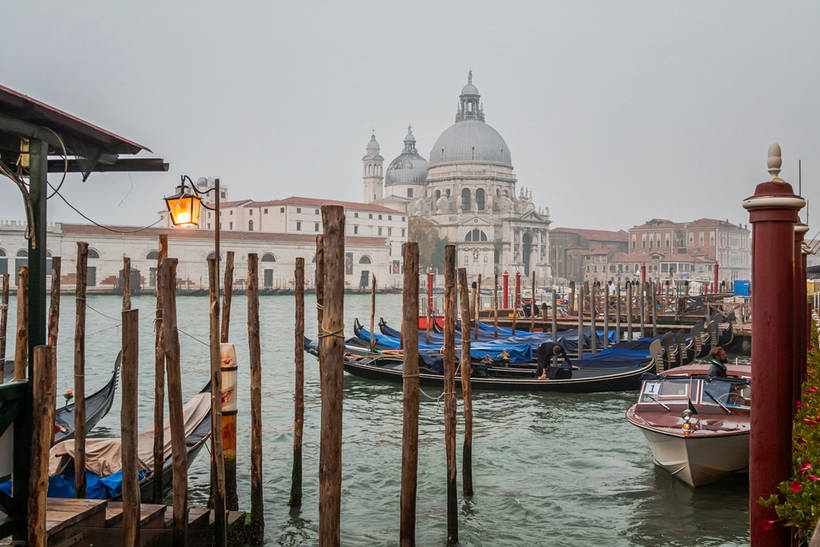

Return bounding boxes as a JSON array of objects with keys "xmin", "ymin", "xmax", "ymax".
[{"xmin": 362, "ymin": 131, "xmax": 383, "ymax": 203}]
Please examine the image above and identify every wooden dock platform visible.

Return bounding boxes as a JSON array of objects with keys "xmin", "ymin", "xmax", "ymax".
[{"xmin": 3, "ymin": 498, "xmax": 246, "ymax": 546}]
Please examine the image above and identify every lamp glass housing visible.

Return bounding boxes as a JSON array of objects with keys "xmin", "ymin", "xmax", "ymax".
[{"xmin": 165, "ymin": 191, "xmax": 202, "ymax": 226}]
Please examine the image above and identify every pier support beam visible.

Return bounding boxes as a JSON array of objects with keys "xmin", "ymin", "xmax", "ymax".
[{"xmin": 742, "ymin": 143, "xmax": 805, "ymax": 546}]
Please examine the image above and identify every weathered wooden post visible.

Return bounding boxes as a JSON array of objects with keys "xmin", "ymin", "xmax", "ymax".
[
  {"xmin": 511, "ymin": 273, "xmax": 518, "ymax": 334},
  {"xmin": 475, "ymin": 274, "xmax": 481, "ymax": 340},
  {"xmin": 793, "ymin": 224, "xmax": 808, "ymax": 408},
  {"xmin": 152, "ymin": 234, "xmax": 168, "ymax": 503},
  {"xmin": 221, "ymin": 251, "xmax": 234, "ymax": 343},
  {"xmin": 443, "ymin": 245, "xmax": 458, "ymax": 544},
  {"xmin": 400, "ymin": 243, "xmax": 419, "ymax": 546},
  {"xmin": 122, "ymin": 256, "xmax": 131, "ymax": 311},
  {"xmin": 248, "ymin": 254, "xmax": 265, "ymax": 538},
  {"xmin": 121, "ymin": 309, "xmax": 140, "ymax": 547},
  {"xmin": 74, "ymin": 242, "xmax": 88, "ymax": 498},
  {"xmin": 502, "ymin": 270, "xmax": 509, "ymax": 309},
  {"xmin": 161, "ymin": 258, "xmax": 188, "ymax": 546},
  {"xmin": 639, "ymin": 281, "xmax": 646, "ymax": 338},
  {"xmin": 530, "ymin": 271, "xmax": 536, "ymax": 332},
  {"xmin": 370, "ymin": 274, "xmax": 376, "ymax": 350},
  {"xmin": 290, "ymin": 256, "xmax": 304, "ymax": 508},
  {"xmin": 651, "ymin": 282, "xmax": 658, "ymax": 337},
  {"xmin": 208, "ymin": 257, "xmax": 227, "ymax": 547},
  {"xmin": 47, "ymin": 258, "xmax": 61, "ymax": 349},
  {"xmin": 315, "ymin": 235, "xmax": 324, "ymax": 373},
  {"xmin": 577, "ymin": 282, "xmax": 584, "ymax": 360},
  {"xmin": 568, "ymin": 281, "xmax": 575, "ymax": 314},
  {"xmin": 741, "ymin": 143, "xmax": 805, "ymax": 546},
  {"xmin": 319, "ymin": 206, "xmax": 345, "ymax": 545},
  {"xmin": 588, "ymin": 282, "xmax": 597, "ymax": 353},
  {"xmin": 426, "ymin": 268, "xmax": 434, "ymax": 344},
  {"xmin": 551, "ymin": 290, "xmax": 558, "ymax": 343},
  {"xmin": 615, "ymin": 282, "xmax": 621, "ymax": 343},
  {"xmin": 27, "ymin": 345, "xmax": 55, "ymax": 547},
  {"xmin": 0, "ymin": 274, "xmax": 8, "ymax": 367},
  {"xmin": 602, "ymin": 283, "xmax": 609, "ymax": 349},
  {"xmin": 626, "ymin": 281, "xmax": 633, "ymax": 341},
  {"xmin": 665, "ymin": 280, "xmax": 671, "ymax": 312},
  {"xmin": 458, "ymin": 269, "xmax": 474, "ymax": 498},
  {"xmin": 493, "ymin": 274, "xmax": 499, "ymax": 337}
]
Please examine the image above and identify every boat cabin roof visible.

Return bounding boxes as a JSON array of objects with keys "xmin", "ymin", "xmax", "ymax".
[{"xmin": 658, "ymin": 362, "xmax": 750, "ymax": 380}]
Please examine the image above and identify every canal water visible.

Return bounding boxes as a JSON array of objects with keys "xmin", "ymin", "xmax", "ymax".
[{"xmin": 15, "ymin": 293, "xmax": 749, "ymax": 545}]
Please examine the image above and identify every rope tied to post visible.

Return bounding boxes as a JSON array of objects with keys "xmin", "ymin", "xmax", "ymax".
[{"xmin": 318, "ymin": 327, "xmax": 344, "ymax": 340}]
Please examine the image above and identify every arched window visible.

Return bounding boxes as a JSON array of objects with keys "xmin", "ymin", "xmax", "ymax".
[
  {"xmin": 475, "ymin": 188, "xmax": 485, "ymax": 210},
  {"xmin": 435, "ymin": 189, "xmax": 441, "ymax": 200},
  {"xmin": 461, "ymin": 188, "xmax": 471, "ymax": 211},
  {"xmin": 146, "ymin": 250, "xmax": 160, "ymax": 260},
  {"xmin": 249, "ymin": 220, "xmax": 254, "ymax": 231},
  {"xmin": 359, "ymin": 255, "xmax": 372, "ymax": 264},
  {"xmin": 88, "ymin": 248, "xmax": 100, "ymax": 259},
  {"xmin": 16, "ymin": 250, "xmax": 27, "ymax": 257},
  {"xmin": 261, "ymin": 253, "xmax": 276, "ymax": 262},
  {"xmin": 465, "ymin": 229, "xmax": 487, "ymax": 242}
]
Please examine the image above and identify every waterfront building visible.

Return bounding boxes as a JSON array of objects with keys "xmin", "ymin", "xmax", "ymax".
[
  {"xmin": 0, "ymin": 208, "xmax": 404, "ymax": 292},
  {"xmin": 365, "ymin": 72, "xmax": 552, "ymax": 282},
  {"xmin": 549, "ymin": 227, "xmax": 629, "ymax": 284}
]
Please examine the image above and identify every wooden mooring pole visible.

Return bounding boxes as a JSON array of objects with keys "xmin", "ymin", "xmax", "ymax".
[
  {"xmin": 577, "ymin": 282, "xmax": 584, "ymax": 360},
  {"xmin": 47, "ymin": 258, "xmax": 61, "ymax": 349},
  {"xmin": 458, "ymin": 268, "xmax": 474, "ymax": 498},
  {"xmin": 530, "ymin": 271, "xmax": 536, "ymax": 332},
  {"xmin": 442, "ymin": 245, "xmax": 458, "ymax": 544},
  {"xmin": 651, "ymin": 282, "xmax": 658, "ymax": 337},
  {"xmin": 399, "ymin": 242, "xmax": 419, "ymax": 546},
  {"xmin": 14, "ymin": 267, "xmax": 28, "ymax": 382},
  {"xmin": 220, "ymin": 250, "xmax": 238, "ymax": 512},
  {"xmin": 121, "ymin": 309, "xmax": 140, "ymax": 547},
  {"xmin": 370, "ymin": 274, "xmax": 376, "ymax": 351},
  {"xmin": 0, "ymin": 273, "xmax": 8, "ymax": 368},
  {"xmin": 152, "ymin": 234, "xmax": 168, "ymax": 503},
  {"xmin": 208, "ymin": 257, "xmax": 227, "ymax": 547},
  {"xmin": 475, "ymin": 274, "xmax": 481, "ymax": 340},
  {"xmin": 493, "ymin": 274, "xmax": 498, "ymax": 338},
  {"xmin": 27, "ymin": 345, "xmax": 55, "ymax": 547},
  {"xmin": 319, "ymin": 205, "xmax": 345, "ymax": 545},
  {"xmin": 602, "ymin": 282, "xmax": 609, "ymax": 349},
  {"xmin": 290, "ymin": 256, "xmax": 304, "ymax": 508},
  {"xmin": 551, "ymin": 290, "xmax": 558, "ymax": 342},
  {"xmin": 315, "ymin": 235, "xmax": 324, "ymax": 375},
  {"xmin": 626, "ymin": 281, "xmax": 633, "ymax": 341},
  {"xmin": 615, "ymin": 282, "xmax": 621, "ymax": 343},
  {"xmin": 248, "ymin": 254, "xmax": 265, "ymax": 538},
  {"xmin": 639, "ymin": 281, "xmax": 646, "ymax": 338},
  {"xmin": 74, "ymin": 242, "xmax": 88, "ymax": 498},
  {"xmin": 160, "ymin": 258, "xmax": 188, "ymax": 546},
  {"xmin": 122, "ymin": 256, "xmax": 131, "ymax": 311}
]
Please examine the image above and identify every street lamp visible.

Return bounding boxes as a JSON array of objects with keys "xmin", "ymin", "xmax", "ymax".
[{"xmin": 164, "ymin": 174, "xmax": 221, "ymax": 259}]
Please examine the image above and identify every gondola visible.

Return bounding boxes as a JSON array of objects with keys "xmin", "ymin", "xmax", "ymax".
[
  {"xmin": 306, "ymin": 336, "xmax": 662, "ymax": 393},
  {"xmin": 28, "ymin": 383, "xmax": 211, "ymax": 500},
  {"xmin": 3, "ymin": 354, "xmax": 121, "ymax": 445}
]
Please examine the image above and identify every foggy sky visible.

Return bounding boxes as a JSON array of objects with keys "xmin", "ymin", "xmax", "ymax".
[{"xmin": 2, "ymin": 1, "xmax": 818, "ymax": 234}]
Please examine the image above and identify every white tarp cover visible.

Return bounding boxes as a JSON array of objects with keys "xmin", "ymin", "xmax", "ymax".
[{"xmin": 49, "ymin": 391, "xmax": 210, "ymax": 477}]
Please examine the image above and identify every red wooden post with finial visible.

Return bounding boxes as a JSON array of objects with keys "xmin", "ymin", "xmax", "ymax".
[
  {"xmin": 742, "ymin": 143, "xmax": 805, "ymax": 547},
  {"xmin": 794, "ymin": 223, "xmax": 808, "ymax": 408},
  {"xmin": 502, "ymin": 270, "xmax": 509, "ymax": 309}
]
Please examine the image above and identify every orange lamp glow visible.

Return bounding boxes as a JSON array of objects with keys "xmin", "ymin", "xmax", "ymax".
[{"xmin": 165, "ymin": 189, "xmax": 202, "ymax": 227}]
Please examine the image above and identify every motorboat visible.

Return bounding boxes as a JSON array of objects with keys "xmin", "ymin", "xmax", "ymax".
[{"xmin": 625, "ymin": 362, "xmax": 751, "ymax": 487}]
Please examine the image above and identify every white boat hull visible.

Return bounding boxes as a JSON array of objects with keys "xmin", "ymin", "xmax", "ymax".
[{"xmin": 638, "ymin": 427, "xmax": 749, "ymax": 487}]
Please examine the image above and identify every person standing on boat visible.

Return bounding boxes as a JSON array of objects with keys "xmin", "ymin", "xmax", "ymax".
[
  {"xmin": 708, "ymin": 347, "xmax": 728, "ymax": 377},
  {"xmin": 536, "ymin": 342, "xmax": 572, "ymax": 379}
]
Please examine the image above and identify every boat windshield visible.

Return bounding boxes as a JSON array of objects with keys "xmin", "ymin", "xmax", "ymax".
[
  {"xmin": 701, "ymin": 378, "xmax": 751, "ymax": 408},
  {"xmin": 640, "ymin": 378, "xmax": 698, "ymax": 404}
]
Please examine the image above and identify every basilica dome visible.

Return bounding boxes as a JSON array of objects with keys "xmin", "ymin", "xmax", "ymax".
[
  {"xmin": 428, "ymin": 72, "xmax": 512, "ymax": 168},
  {"xmin": 385, "ymin": 126, "xmax": 429, "ymax": 186}
]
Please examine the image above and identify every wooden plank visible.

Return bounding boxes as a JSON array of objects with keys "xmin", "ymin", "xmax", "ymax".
[
  {"xmin": 45, "ymin": 499, "xmax": 106, "ymax": 535},
  {"xmin": 160, "ymin": 258, "xmax": 187, "ymax": 546},
  {"xmin": 318, "ymin": 206, "xmax": 344, "ymax": 546},
  {"xmin": 28, "ymin": 346, "xmax": 56, "ymax": 547},
  {"xmin": 152, "ymin": 234, "xmax": 168, "ymax": 504},
  {"xmin": 73, "ymin": 242, "xmax": 88, "ymax": 498},
  {"xmin": 442, "ymin": 245, "xmax": 458, "ymax": 544},
  {"xmin": 399, "ymin": 243, "xmax": 419, "ymax": 546},
  {"xmin": 121, "ymin": 309, "xmax": 140, "ymax": 547}
]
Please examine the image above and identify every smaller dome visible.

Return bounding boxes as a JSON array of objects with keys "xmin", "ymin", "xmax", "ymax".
[
  {"xmin": 385, "ymin": 125, "xmax": 429, "ymax": 186},
  {"xmin": 461, "ymin": 83, "xmax": 479, "ymax": 96}
]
